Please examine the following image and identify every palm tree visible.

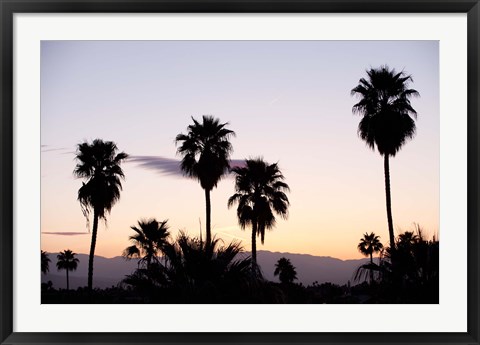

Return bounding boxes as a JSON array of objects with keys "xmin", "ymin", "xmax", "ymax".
[
  {"xmin": 74, "ymin": 139, "xmax": 128, "ymax": 290},
  {"xmin": 274, "ymin": 257, "xmax": 297, "ymax": 284},
  {"xmin": 351, "ymin": 66, "xmax": 419, "ymax": 250},
  {"xmin": 41, "ymin": 250, "xmax": 51, "ymax": 275},
  {"xmin": 358, "ymin": 232, "xmax": 384, "ymax": 264},
  {"xmin": 357, "ymin": 232, "xmax": 384, "ymax": 283},
  {"xmin": 123, "ymin": 232, "xmax": 252, "ymax": 303},
  {"xmin": 123, "ymin": 218, "xmax": 171, "ymax": 270},
  {"xmin": 228, "ymin": 158, "xmax": 290, "ymax": 270},
  {"xmin": 175, "ymin": 115, "xmax": 235, "ymax": 245},
  {"xmin": 161, "ymin": 232, "xmax": 252, "ymax": 302},
  {"xmin": 56, "ymin": 249, "xmax": 79, "ymax": 290}
]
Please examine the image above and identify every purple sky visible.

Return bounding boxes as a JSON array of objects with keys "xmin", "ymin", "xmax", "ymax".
[{"xmin": 41, "ymin": 40, "xmax": 439, "ymax": 259}]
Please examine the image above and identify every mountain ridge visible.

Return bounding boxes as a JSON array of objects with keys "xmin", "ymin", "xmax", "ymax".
[{"xmin": 42, "ymin": 250, "xmax": 370, "ymax": 289}]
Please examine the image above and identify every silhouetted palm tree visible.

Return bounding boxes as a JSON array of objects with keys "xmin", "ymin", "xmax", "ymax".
[
  {"xmin": 56, "ymin": 249, "xmax": 79, "ymax": 290},
  {"xmin": 357, "ymin": 232, "xmax": 383, "ymax": 283},
  {"xmin": 163, "ymin": 232, "xmax": 251, "ymax": 292},
  {"xmin": 175, "ymin": 116, "xmax": 235, "ymax": 246},
  {"xmin": 74, "ymin": 139, "xmax": 128, "ymax": 290},
  {"xmin": 358, "ymin": 232, "xmax": 383, "ymax": 264},
  {"xmin": 123, "ymin": 218, "xmax": 171, "ymax": 270},
  {"xmin": 228, "ymin": 158, "xmax": 290, "ymax": 270},
  {"xmin": 122, "ymin": 232, "xmax": 252, "ymax": 302},
  {"xmin": 274, "ymin": 257, "xmax": 297, "ymax": 284},
  {"xmin": 375, "ymin": 228, "xmax": 439, "ymax": 303},
  {"xmin": 351, "ymin": 66, "xmax": 419, "ymax": 250},
  {"xmin": 41, "ymin": 250, "xmax": 50, "ymax": 275}
]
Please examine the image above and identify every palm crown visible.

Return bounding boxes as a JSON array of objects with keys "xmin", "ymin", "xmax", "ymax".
[
  {"xmin": 74, "ymin": 139, "xmax": 128, "ymax": 221},
  {"xmin": 351, "ymin": 65, "xmax": 419, "ymax": 157},
  {"xmin": 41, "ymin": 250, "xmax": 51, "ymax": 274},
  {"xmin": 123, "ymin": 218, "xmax": 170, "ymax": 269},
  {"xmin": 274, "ymin": 257, "xmax": 297, "ymax": 284},
  {"xmin": 357, "ymin": 232, "xmax": 383, "ymax": 262}
]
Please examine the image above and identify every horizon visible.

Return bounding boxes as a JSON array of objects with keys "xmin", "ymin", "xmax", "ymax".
[
  {"xmin": 41, "ymin": 40, "xmax": 439, "ymax": 261},
  {"xmin": 40, "ymin": 248, "xmax": 375, "ymax": 261}
]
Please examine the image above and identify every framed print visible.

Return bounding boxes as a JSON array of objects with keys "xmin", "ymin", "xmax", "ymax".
[{"xmin": 1, "ymin": 1, "xmax": 479, "ymax": 344}]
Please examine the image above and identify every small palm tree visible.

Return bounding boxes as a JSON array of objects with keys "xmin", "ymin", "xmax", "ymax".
[
  {"xmin": 228, "ymin": 158, "xmax": 290, "ymax": 270},
  {"xmin": 358, "ymin": 232, "xmax": 384, "ymax": 264},
  {"xmin": 397, "ymin": 231, "xmax": 419, "ymax": 249},
  {"xmin": 351, "ymin": 66, "xmax": 419, "ymax": 250},
  {"xmin": 74, "ymin": 139, "xmax": 128, "ymax": 290},
  {"xmin": 357, "ymin": 232, "xmax": 384, "ymax": 283},
  {"xmin": 123, "ymin": 218, "xmax": 171, "ymax": 270},
  {"xmin": 56, "ymin": 249, "xmax": 79, "ymax": 290},
  {"xmin": 175, "ymin": 115, "xmax": 235, "ymax": 245},
  {"xmin": 274, "ymin": 257, "xmax": 297, "ymax": 284},
  {"xmin": 41, "ymin": 250, "xmax": 51, "ymax": 275}
]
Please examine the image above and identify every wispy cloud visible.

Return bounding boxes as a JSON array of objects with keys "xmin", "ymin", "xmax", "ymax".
[
  {"xmin": 42, "ymin": 232, "xmax": 89, "ymax": 236},
  {"xmin": 128, "ymin": 155, "xmax": 245, "ymax": 177},
  {"xmin": 41, "ymin": 145, "xmax": 68, "ymax": 153},
  {"xmin": 42, "ymin": 148, "xmax": 68, "ymax": 153},
  {"xmin": 128, "ymin": 155, "xmax": 182, "ymax": 176},
  {"xmin": 213, "ymin": 225, "xmax": 247, "ymax": 242},
  {"xmin": 269, "ymin": 97, "xmax": 280, "ymax": 105}
]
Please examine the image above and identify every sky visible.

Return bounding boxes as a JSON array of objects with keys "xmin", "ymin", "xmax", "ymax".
[{"xmin": 40, "ymin": 40, "xmax": 439, "ymax": 260}]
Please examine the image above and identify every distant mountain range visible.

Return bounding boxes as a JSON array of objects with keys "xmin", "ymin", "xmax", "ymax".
[{"xmin": 42, "ymin": 251, "xmax": 369, "ymax": 290}]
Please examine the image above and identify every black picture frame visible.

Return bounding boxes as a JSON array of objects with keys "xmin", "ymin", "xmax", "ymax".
[{"xmin": 1, "ymin": 1, "xmax": 479, "ymax": 344}]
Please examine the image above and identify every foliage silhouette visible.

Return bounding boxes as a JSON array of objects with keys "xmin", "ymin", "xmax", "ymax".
[
  {"xmin": 41, "ymin": 250, "xmax": 51, "ymax": 274},
  {"xmin": 351, "ymin": 66, "xmax": 419, "ymax": 250},
  {"xmin": 228, "ymin": 158, "xmax": 290, "ymax": 270},
  {"xmin": 175, "ymin": 115, "xmax": 235, "ymax": 246},
  {"xmin": 74, "ymin": 139, "xmax": 128, "ymax": 290},
  {"xmin": 274, "ymin": 257, "xmax": 298, "ymax": 284},
  {"xmin": 123, "ymin": 218, "xmax": 170, "ymax": 270},
  {"xmin": 354, "ymin": 226, "xmax": 438, "ymax": 303},
  {"xmin": 56, "ymin": 249, "xmax": 79, "ymax": 291},
  {"xmin": 357, "ymin": 232, "xmax": 383, "ymax": 283},
  {"xmin": 122, "ymin": 232, "xmax": 264, "ymax": 303}
]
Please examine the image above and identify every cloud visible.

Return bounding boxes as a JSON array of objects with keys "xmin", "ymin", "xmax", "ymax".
[
  {"xmin": 41, "ymin": 145, "xmax": 68, "ymax": 153},
  {"xmin": 128, "ymin": 155, "xmax": 182, "ymax": 176},
  {"xmin": 41, "ymin": 147, "xmax": 68, "ymax": 153},
  {"xmin": 128, "ymin": 155, "xmax": 245, "ymax": 177},
  {"xmin": 42, "ymin": 232, "xmax": 89, "ymax": 236}
]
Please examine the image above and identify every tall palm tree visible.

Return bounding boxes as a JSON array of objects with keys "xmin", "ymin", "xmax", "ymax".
[
  {"xmin": 56, "ymin": 249, "xmax": 79, "ymax": 291},
  {"xmin": 228, "ymin": 158, "xmax": 290, "ymax": 270},
  {"xmin": 175, "ymin": 115, "xmax": 235, "ymax": 245},
  {"xmin": 351, "ymin": 66, "xmax": 419, "ymax": 250},
  {"xmin": 357, "ymin": 232, "xmax": 383, "ymax": 283},
  {"xmin": 274, "ymin": 257, "xmax": 297, "ymax": 284},
  {"xmin": 123, "ymin": 218, "xmax": 171, "ymax": 270},
  {"xmin": 74, "ymin": 139, "xmax": 128, "ymax": 290},
  {"xmin": 41, "ymin": 250, "xmax": 51, "ymax": 275}
]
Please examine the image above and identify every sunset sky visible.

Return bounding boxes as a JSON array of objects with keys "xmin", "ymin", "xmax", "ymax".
[{"xmin": 40, "ymin": 40, "xmax": 439, "ymax": 260}]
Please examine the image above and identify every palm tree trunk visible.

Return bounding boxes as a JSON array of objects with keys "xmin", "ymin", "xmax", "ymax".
[
  {"xmin": 370, "ymin": 252, "xmax": 374, "ymax": 284},
  {"xmin": 205, "ymin": 189, "xmax": 211, "ymax": 245},
  {"xmin": 66, "ymin": 269, "xmax": 69, "ymax": 291},
  {"xmin": 251, "ymin": 221, "xmax": 258, "ymax": 271},
  {"xmin": 384, "ymin": 155, "xmax": 395, "ymax": 250},
  {"xmin": 88, "ymin": 210, "xmax": 99, "ymax": 290}
]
